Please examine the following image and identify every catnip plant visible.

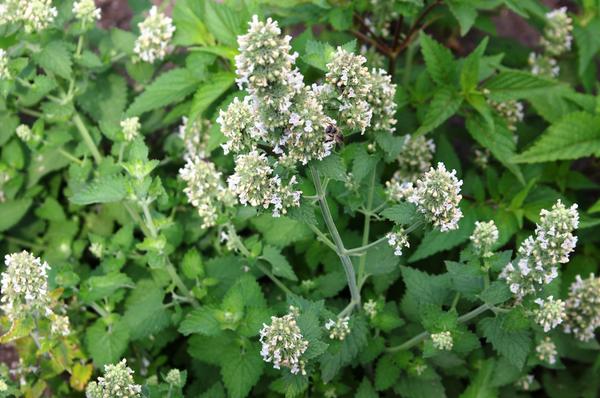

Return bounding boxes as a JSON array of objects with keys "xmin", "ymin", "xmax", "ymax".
[{"xmin": 0, "ymin": 1, "xmax": 599, "ymax": 397}]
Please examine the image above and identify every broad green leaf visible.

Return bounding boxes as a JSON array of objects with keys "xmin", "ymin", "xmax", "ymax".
[
  {"xmin": 420, "ymin": 34, "xmax": 456, "ymax": 86},
  {"xmin": 459, "ymin": 359, "xmax": 498, "ymax": 398},
  {"xmin": 479, "ymin": 313, "xmax": 531, "ymax": 369},
  {"xmin": 400, "ymin": 266, "xmax": 452, "ymax": 308},
  {"xmin": 460, "ymin": 38, "xmax": 488, "ymax": 93},
  {"xmin": 356, "ymin": 378, "xmax": 379, "ymax": 398},
  {"xmin": 303, "ymin": 40, "xmax": 336, "ymax": 71},
  {"xmin": 80, "ymin": 272, "xmax": 133, "ymax": 303},
  {"xmin": 480, "ymin": 281, "xmax": 512, "ymax": 306},
  {"xmin": 190, "ymin": 72, "xmax": 235, "ymax": 119},
  {"xmin": 573, "ymin": 19, "xmax": 600, "ymax": 77},
  {"xmin": 380, "ymin": 203, "xmax": 419, "ymax": 226},
  {"xmin": 364, "ymin": 242, "xmax": 400, "ymax": 276},
  {"xmin": 415, "ymin": 87, "xmax": 463, "ymax": 136},
  {"xmin": 33, "ymin": 41, "xmax": 72, "ymax": 79},
  {"xmin": 70, "ymin": 175, "xmax": 127, "ymax": 205},
  {"xmin": 35, "ymin": 197, "xmax": 65, "ymax": 221},
  {"xmin": 0, "ymin": 198, "xmax": 32, "ymax": 232},
  {"xmin": 251, "ymin": 214, "xmax": 312, "ymax": 247},
  {"xmin": 85, "ymin": 318, "xmax": 130, "ymax": 367},
  {"xmin": 482, "ymin": 70, "xmax": 561, "ymax": 101},
  {"xmin": 188, "ymin": 333, "xmax": 235, "ymax": 366},
  {"xmin": 173, "ymin": 0, "xmax": 214, "ymax": 46},
  {"xmin": 394, "ymin": 369, "xmax": 446, "ymax": 398},
  {"xmin": 178, "ymin": 307, "xmax": 220, "ymax": 336},
  {"xmin": 220, "ymin": 343, "xmax": 264, "ymax": 398},
  {"xmin": 375, "ymin": 354, "xmax": 402, "ymax": 391},
  {"xmin": 122, "ymin": 280, "xmax": 170, "ymax": 340},
  {"xmin": 261, "ymin": 245, "xmax": 298, "ymax": 281},
  {"xmin": 448, "ymin": 0, "xmax": 478, "ymax": 36},
  {"xmin": 203, "ymin": 0, "xmax": 247, "ymax": 48},
  {"xmin": 313, "ymin": 153, "xmax": 346, "ymax": 181},
  {"xmin": 19, "ymin": 75, "xmax": 57, "ymax": 106},
  {"xmin": 445, "ymin": 261, "xmax": 484, "ymax": 300},
  {"xmin": 320, "ymin": 316, "xmax": 369, "ymax": 382},
  {"xmin": 127, "ymin": 69, "xmax": 201, "ymax": 116},
  {"xmin": 513, "ymin": 112, "xmax": 600, "ymax": 163}
]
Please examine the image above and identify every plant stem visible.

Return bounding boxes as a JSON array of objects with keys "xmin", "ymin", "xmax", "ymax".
[
  {"xmin": 73, "ymin": 113, "xmax": 102, "ymax": 163},
  {"xmin": 307, "ymin": 224, "xmax": 338, "ymax": 253},
  {"xmin": 346, "ymin": 236, "xmax": 388, "ymax": 255},
  {"xmin": 89, "ymin": 302, "xmax": 110, "ymax": 318},
  {"xmin": 256, "ymin": 261, "xmax": 294, "ymax": 296},
  {"xmin": 310, "ymin": 166, "xmax": 361, "ymax": 310},
  {"xmin": 385, "ymin": 303, "xmax": 492, "ymax": 352},
  {"xmin": 357, "ymin": 170, "xmax": 376, "ymax": 283}
]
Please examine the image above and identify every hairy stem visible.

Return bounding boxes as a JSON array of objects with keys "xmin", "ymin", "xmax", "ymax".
[
  {"xmin": 310, "ymin": 166, "xmax": 361, "ymax": 310},
  {"xmin": 73, "ymin": 113, "xmax": 102, "ymax": 163},
  {"xmin": 386, "ymin": 303, "xmax": 492, "ymax": 352}
]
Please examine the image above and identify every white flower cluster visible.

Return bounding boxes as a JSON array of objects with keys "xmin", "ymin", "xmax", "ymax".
[
  {"xmin": 324, "ymin": 48, "xmax": 373, "ymax": 134},
  {"xmin": 431, "ymin": 330, "xmax": 453, "ymax": 351},
  {"xmin": 259, "ymin": 306, "xmax": 309, "ymax": 375},
  {"xmin": 16, "ymin": 124, "xmax": 37, "ymax": 143},
  {"xmin": 365, "ymin": 68, "xmax": 397, "ymax": 133},
  {"xmin": 0, "ymin": 0, "xmax": 57, "ymax": 33},
  {"xmin": 324, "ymin": 316, "xmax": 350, "ymax": 341},
  {"xmin": 0, "ymin": 49, "xmax": 10, "ymax": 80},
  {"xmin": 386, "ymin": 227, "xmax": 410, "ymax": 256},
  {"xmin": 470, "ymin": 220, "xmax": 499, "ymax": 258},
  {"xmin": 120, "ymin": 117, "xmax": 141, "ymax": 142},
  {"xmin": 541, "ymin": 7, "xmax": 573, "ymax": 57},
  {"xmin": 227, "ymin": 150, "xmax": 300, "ymax": 217},
  {"xmin": 487, "ymin": 99, "xmax": 524, "ymax": 132},
  {"xmin": 133, "ymin": 6, "xmax": 175, "ymax": 63},
  {"xmin": 500, "ymin": 200, "xmax": 579, "ymax": 300},
  {"xmin": 1, "ymin": 251, "xmax": 52, "ymax": 321},
  {"xmin": 178, "ymin": 116, "xmax": 211, "ymax": 159},
  {"xmin": 516, "ymin": 374, "xmax": 535, "ymax": 391},
  {"xmin": 528, "ymin": 7, "xmax": 572, "ymax": 77},
  {"xmin": 85, "ymin": 359, "xmax": 142, "ymax": 398},
  {"xmin": 72, "ymin": 0, "xmax": 101, "ymax": 25},
  {"xmin": 563, "ymin": 274, "xmax": 600, "ymax": 342},
  {"xmin": 179, "ymin": 157, "xmax": 235, "ymax": 228},
  {"xmin": 165, "ymin": 369, "xmax": 183, "ymax": 387},
  {"xmin": 533, "ymin": 296, "xmax": 566, "ymax": 332},
  {"xmin": 386, "ymin": 135, "xmax": 436, "ymax": 201},
  {"xmin": 218, "ymin": 97, "xmax": 265, "ymax": 155},
  {"xmin": 407, "ymin": 163, "xmax": 463, "ymax": 232},
  {"xmin": 0, "ymin": 165, "xmax": 11, "ymax": 203},
  {"xmin": 536, "ymin": 337, "xmax": 557, "ymax": 365},
  {"xmin": 1, "ymin": 251, "xmax": 71, "ymax": 336},
  {"xmin": 363, "ymin": 299, "xmax": 378, "ymax": 319}
]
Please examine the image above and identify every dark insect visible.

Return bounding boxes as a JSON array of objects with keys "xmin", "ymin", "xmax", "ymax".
[{"xmin": 325, "ymin": 124, "xmax": 343, "ymax": 145}]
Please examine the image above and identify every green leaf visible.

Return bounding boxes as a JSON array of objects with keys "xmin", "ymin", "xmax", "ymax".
[
  {"xmin": 356, "ymin": 378, "xmax": 379, "ymax": 398},
  {"xmin": 85, "ymin": 318, "xmax": 130, "ymax": 367},
  {"xmin": 482, "ymin": 70, "xmax": 561, "ymax": 101},
  {"xmin": 261, "ymin": 245, "xmax": 298, "ymax": 281},
  {"xmin": 251, "ymin": 214, "xmax": 312, "ymax": 247},
  {"xmin": 400, "ymin": 266, "xmax": 452, "ymax": 308},
  {"xmin": 409, "ymin": 206, "xmax": 476, "ymax": 262},
  {"xmin": 220, "ymin": 344, "xmax": 264, "ymax": 398},
  {"xmin": 420, "ymin": 34, "xmax": 456, "ymax": 86},
  {"xmin": 178, "ymin": 307, "xmax": 220, "ymax": 336},
  {"xmin": 203, "ymin": 0, "xmax": 247, "ymax": 48},
  {"xmin": 0, "ymin": 198, "xmax": 32, "ymax": 232},
  {"xmin": 190, "ymin": 72, "xmax": 235, "ymax": 119},
  {"xmin": 172, "ymin": 0, "xmax": 214, "ymax": 46},
  {"xmin": 35, "ymin": 197, "xmax": 65, "ymax": 221},
  {"xmin": 188, "ymin": 333, "xmax": 235, "ymax": 366},
  {"xmin": 33, "ymin": 41, "xmax": 72, "ymax": 79},
  {"xmin": 364, "ymin": 242, "xmax": 400, "ymax": 276},
  {"xmin": 303, "ymin": 40, "xmax": 336, "ymax": 71},
  {"xmin": 380, "ymin": 203, "xmax": 419, "ymax": 226},
  {"xmin": 19, "ymin": 75, "xmax": 57, "ymax": 106},
  {"xmin": 573, "ymin": 19, "xmax": 600, "ymax": 77},
  {"xmin": 320, "ymin": 316, "xmax": 369, "ymax": 382},
  {"xmin": 460, "ymin": 38, "xmax": 487, "ymax": 93},
  {"xmin": 415, "ymin": 87, "xmax": 463, "ymax": 136},
  {"xmin": 480, "ymin": 281, "xmax": 512, "ymax": 306},
  {"xmin": 127, "ymin": 69, "xmax": 201, "ymax": 116},
  {"xmin": 80, "ymin": 272, "xmax": 133, "ymax": 303},
  {"xmin": 313, "ymin": 153, "xmax": 346, "ymax": 181},
  {"xmin": 445, "ymin": 261, "xmax": 484, "ymax": 300},
  {"xmin": 70, "ymin": 175, "xmax": 127, "ymax": 205},
  {"xmin": 375, "ymin": 354, "xmax": 402, "ymax": 391},
  {"xmin": 123, "ymin": 280, "xmax": 170, "ymax": 340},
  {"xmin": 480, "ymin": 313, "xmax": 531, "ymax": 369},
  {"xmin": 448, "ymin": 0, "xmax": 478, "ymax": 36},
  {"xmin": 513, "ymin": 112, "xmax": 600, "ymax": 163},
  {"xmin": 395, "ymin": 370, "xmax": 446, "ymax": 398}
]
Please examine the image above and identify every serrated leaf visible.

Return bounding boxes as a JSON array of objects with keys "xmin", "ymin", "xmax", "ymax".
[
  {"xmin": 479, "ymin": 313, "xmax": 531, "ymax": 369},
  {"xmin": 190, "ymin": 72, "xmax": 235, "ymax": 119},
  {"xmin": 251, "ymin": 214, "xmax": 312, "ymax": 247},
  {"xmin": 380, "ymin": 202, "xmax": 419, "ymax": 225},
  {"xmin": 320, "ymin": 316, "xmax": 368, "ymax": 382},
  {"xmin": 482, "ymin": 70, "xmax": 561, "ymax": 101},
  {"xmin": 220, "ymin": 344, "xmax": 264, "ymax": 398},
  {"xmin": 178, "ymin": 307, "xmax": 220, "ymax": 336},
  {"xmin": 479, "ymin": 281, "xmax": 512, "ymax": 305},
  {"xmin": 395, "ymin": 370, "xmax": 446, "ymax": 398},
  {"xmin": 448, "ymin": 0, "xmax": 478, "ymax": 36},
  {"xmin": 173, "ymin": 0, "xmax": 214, "ymax": 46},
  {"xmin": 203, "ymin": 0, "xmax": 247, "ymax": 48},
  {"xmin": 123, "ymin": 280, "xmax": 170, "ymax": 339},
  {"xmin": 127, "ymin": 69, "xmax": 201, "ymax": 116},
  {"xmin": 33, "ymin": 41, "xmax": 72, "ymax": 79},
  {"xmin": 303, "ymin": 40, "xmax": 335, "ymax": 71},
  {"xmin": 513, "ymin": 111, "xmax": 600, "ymax": 163},
  {"xmin": 415, "ymin": 87, "xmax": 463, "ymax": 136},
  {"xmin": 85, "ymin": 318, "xmax": 129, "ymax": 367},
  {"xmin": 313, "ymin": 153, "xmax": 346, "ymax": 181},
  {"xmin": 364, "ymin": 242, "xmax": 400, "ymax": 276},
  {"xmin": 420, "ymin": 34, "xmax": 456, "ymax": 86},
  {"xmin": 445, "ymin": 261, "xmax": 484, "ymax": 299},
  {"xmin": 261, "ymin": 245, "xmax": 298, "ymax": 281},
  {"xmin": 0, "ymin": 198, "xmax": 32, "ymax": 232},
  {"xmin": 375, "ymin": 354, "xmax": 401, "ymax": 391},
  {"xmin": 70, "ymin": 175, "xmax": 127, "ymax": 205},
  {"xmin": 356, "ymin": 378, "xmax": 379, "ymax": 398},
  {"xmin": 400, "ymin": 266, "xmax": 452, "ymax": 308},
  {"xmin": 80, "ymin": 272, "xmax": 132, "ymax": 303},
  {"xmin": 573, "ymin": 19, "xmax": 600, "ymax": 77}
]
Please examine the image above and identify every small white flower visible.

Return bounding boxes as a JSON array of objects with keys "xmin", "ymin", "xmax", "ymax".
[
  {"xmin": 0, "ymin": 0, "xmax": 57, "ymax": 33},
  {"xmin": 324, "ymin": 316, "xmax": 350, "ymax": 341},
  {"xmin": 0, "ymin": 49, "xmax": 10, "ymax": 80},
  {"xmin": 120, "ymin": 117, "xmax": 141, "ymax": 142},
  {"xmin": 470, "ymin": 220, "xmax": 499, "ymax": 258},
  {"xmin": 86, "ymin": 359, "xmax": 142, "ymax": 398},
  {"xmin": 363, "ymin": 299, "xmax": 378, "ymax": 319},
  {"xmin": 541, "ymin": 7, "xmax": 573, "ymax": 57},
  {"xmin": 563, "ymin": 273, "xmax": 600, "ymax": 342},
  {"xmin": 72, "ymin": 0, "xmax": 101, "ymax": 24},
  {"xmin": 533, "ymin": 296, "xmax": 566, "ymax": 332},
  {"xmin": 134, "ymin": 6, "xmax": 175, "ymax": 63},
  {"xmin": 487, "ymin": 99, "xmax": 524, "ymax": 131},
  {"xmin": 536, "ymin": 337, "xmax": 558, "ymax": 364},
  {"xmin": 431, "ymin": 330, "xmax": 453, "ymax": 351},
  {"xmin": 386, "ymin": 228, "xmax": 410, "ymax": 256}
]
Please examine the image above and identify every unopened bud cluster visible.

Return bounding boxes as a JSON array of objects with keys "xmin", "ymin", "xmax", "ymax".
[
  {"xmin": 85, "ymin": 359, "xmax": 142, "ymax": 398},
  {"xmin": 363, "ymin": 299, "xmax": 378, "ymax": 319},
  {"xmin": 470, "ymin": 220, "xmax": 499, "ymax": 258},
  {"xmin": 500, "ymin": 200, "xmax": 579, "ymax": 300},
  {"xmin": 179, "ymin": 157, "xmax": 235, "ymax": 228},
  {"xmin": 178, "ymin": 117, "xmax": 211, "ymax": 159},
  {"xmin": 72, "ymin": 0, "xmax": 101, "ymax": 25},
  {"xmin": 1, "ymin": 251, "xmax": 70, "ymax": 335},
  {"xmin": 431, "ymin": 330, "xmax": 453, "ymax": 351},
  {"xmin": 386, "ymin": 227, "xmax": 410, "ymax": 256},
  {"xmin": 563, "ymin": 274, "xmax": 600, "ymax": 342},
  {"xmin": 165, "ymin": 369, "xmax": 183, "ymax": 387},
  {"xmin": 259, "ymin": 306, "xmax": 309, "ymax": 375},
  {"xmin": 536, "ymin": 337, "xmax": 557, "ymax": 365},
  {"xmin": 0, "ymin": 0, "xmax": 58, "ymax": 33},
  {"xmin": 407, "ymin": 163, "xmax": 463, "ymax": 232},
  {"xmin": 528, "ymin": 7, "xmax": 573, "ymax": 77},
  {"xmin": 324, "ymin": 316, "xmax": 350, "ymax": 341},
  {"xmin": 533, "ymin": 296, "xmax": 566, "ymax": 332},
  {"xmin": 487, "ymin": 99, "xmax": 524, "ymax": 132},
  {"xmin": 134, "ymin": 6, "xmax": 175, "ymax": 63}
]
